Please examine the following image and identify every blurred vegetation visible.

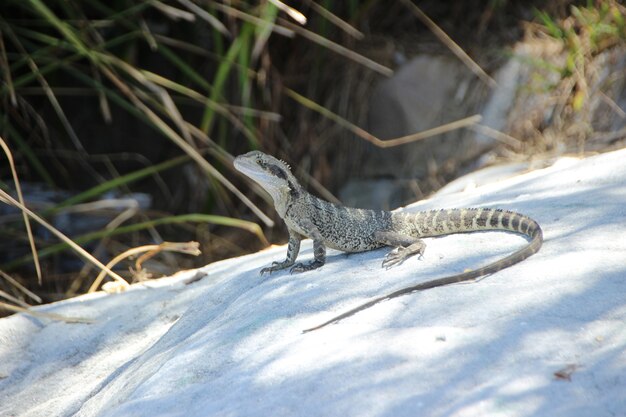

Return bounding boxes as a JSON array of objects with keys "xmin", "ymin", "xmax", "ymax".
[
  {"xmin": 0, "ymin": 0, "xmax": 395, "ymax": 307},
  {"xmin": 0, "ymin": 0, "xmax": 623, "ymax": 313},
  {"xmin": 535, "ymin": 0, "xmax": 626, "ymax": 107},
  {"xmin": 510, "ymin": 0, "xmax": 626, "ymax": 154}
]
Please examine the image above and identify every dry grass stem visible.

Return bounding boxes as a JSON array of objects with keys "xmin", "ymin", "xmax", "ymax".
[
  {"xmin": 88, "ymin": 241, "xmax": 201, "ymax": 293},
  {"xmin": 471, "ymin": 124, "xmax": 523, "ymax": 148},
  {"xmin": 61, "ymin": 199, "xmax": 139, "ymax": 234},
  {"xmin": 210, "ymin": 3, "xmax": 388, "ymax": 75},
  {"xmin": 151, "ymin": 0, "xmax": 196, "ymax": 22},
  {"xmin": 599, "ymin": 91, "xmax": 626, "ymax": 119},
  {"xmin": 590, "ymin": 126, "xmax": 626, "ymax": 144},
  {"xmin": 286, "ymin": 88, "xmax": 481, "ymax": 148},
  {"xmin": 268, "ymin": 0, "xmax": 307, "ymax": 25},
  {"xmin": 0, "ymin": 301, "xmax": 94, "ymax": 324},
  {"xmin": 2, "ymin": 23, "xmax": 87, "ymax": 154},
  {"xmin": 0, "ymin": 137, "xmax": 42, "ymax": 284},
  {"xmin": 400, "ymin": 0, "xmax": 497, "ymax": 88},
  {"xmin": 277, "ymin": 17, "xmax": 392, "ymax": 76},
  {"xmin": 0, "ymin": 269, "xmax": 42, "ymax": 303},
  {"xmin": 91, "ymin": 66, "xmax": 112, "ymax": 123},
  {"xmin": 0, "ymin": 289, "xmax": 31, "ymax": 308},
  {"xmin": 0, "ymin": 32, "xmax": 16, "ymax": 106},
  {"xmin": 296, "ymin": 169, "xmax": 341, "ymax": 204},
  {"xmin": 0, "ymin": 189, "xmax": 127, "ymax": 285},
  {"xmin": 139, "ymin": 18, "xmax": 158, "ymax": 51},
  {"xmin": 175, "ymin": 0, "xmax": 231, "ymax": 37},
  {"xmin": 376, "ymin": 115, "xmax": 483, "ymax": 148},
  {"xmin": 134, "ymin": 241, "xmax": 201, "ymax": 270},
  {"xmin": 210, "ymin": 2, "xmax": 295, "ymax": 37},
  {"xmin": 108, "ymin": 55, "xmax": 193, "ymax": 143},
  {"xmin": 304, "ymin": 0, "xmax": 363, "ymax": 39},
  {"xmin": 99, "ymin": 65, "xmax": 275, "ymax": 227},
  {"xmin": 139, "ymin": 69, "xmax": 265, "ymax": 141}
]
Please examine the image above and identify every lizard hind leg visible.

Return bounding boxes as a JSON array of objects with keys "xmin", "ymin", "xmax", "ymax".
[{"xmin": 373, "ymin": 230, "xmax": 427, "ymax": 269}]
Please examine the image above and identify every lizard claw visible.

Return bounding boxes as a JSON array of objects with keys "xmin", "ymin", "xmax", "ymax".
[
  {"xmin": 382, "ymin": 242, "xmax": 426, "ymax": 269},
  {"xmin": 382, "ymin": 248, "xmax": 409, "ymax": 269},
  {"xmin": 260, "ymin": 260, "xmax": 293, "ymax": 275},
  {"xmin": 290, "ymin": 260, "xmax": 324, "ymax": 274},
  {"xmin": 382, "ymin": 255, "xmax": 402, "ymax": 269},
  {"xmin": 289, "ymin": 263, "xmax": 306, "ymax": 273}
]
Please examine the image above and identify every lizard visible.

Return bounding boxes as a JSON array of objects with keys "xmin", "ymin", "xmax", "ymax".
[{"xmin": 234, "ymin": 151, "xmax": 543, "ymax": 333}]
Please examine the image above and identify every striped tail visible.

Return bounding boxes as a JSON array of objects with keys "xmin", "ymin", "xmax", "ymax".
[
  {"xmin": 303, "ymin": 208, "xmax": 543, "ymax": 333},
  {"xmin": 402, "ymin": 208, "xmax": 542, "ymax": 239}
]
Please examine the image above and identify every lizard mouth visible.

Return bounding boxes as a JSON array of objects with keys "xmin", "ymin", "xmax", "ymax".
[
  {"xmin": 234, "ymin": 154, "xmax": 280, "ymax": 192},
  {"xmin": 233, "ymin": 155, "xmax": 259, "ymax": 178}
]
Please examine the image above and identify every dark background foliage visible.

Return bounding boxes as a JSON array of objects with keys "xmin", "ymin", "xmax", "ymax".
[{"xmin": 1, "ymin": 0, "xmax": 621, "ymax": 309}]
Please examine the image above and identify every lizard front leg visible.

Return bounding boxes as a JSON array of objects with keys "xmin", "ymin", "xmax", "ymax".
[
  {"xmin": 260, "ymin": 229, "xmax": 301, "ymax": 275},
  {"xmin": 290, "ymin": 219, "xmax": 326, "ymax": 273},
  {"xmin": 373, "ymin": 230, "xmax": 426, "ymax": 269}
]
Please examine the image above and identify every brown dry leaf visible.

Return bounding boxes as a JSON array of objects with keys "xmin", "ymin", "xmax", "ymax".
[{"xmin": 553, "ymin": 364, "xmax": 580, "ymax": 381}]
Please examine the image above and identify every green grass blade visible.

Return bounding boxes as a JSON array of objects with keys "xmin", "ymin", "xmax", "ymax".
[
  {"xmin": 27, "ymin": 0, "xmax": 92, "ymax": 57},
  {"xmin": 200, "ymin": 34, "xmax": 244, "ymax": 134},
  {"xmin": 52, "ymin": 154, "xmax": 191, "ymax": 211},
  {"xmin": 0, "ymin": 122, "xmax": 55, "ymax": 187}
]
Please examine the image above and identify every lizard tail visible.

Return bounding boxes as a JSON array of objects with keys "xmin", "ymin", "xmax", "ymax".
[
  {"xmin": 400, "ymin": 208, "xmax": 542, "ymax": 238},
  {"xmin": 302, "ymin": 210, "xmax": 543, "ymax": 333}
]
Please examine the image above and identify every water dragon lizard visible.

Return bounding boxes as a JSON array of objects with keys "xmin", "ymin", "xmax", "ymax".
[{"xmin": 234, "ymin": 151, "xmax": 543, "ymax": 332}]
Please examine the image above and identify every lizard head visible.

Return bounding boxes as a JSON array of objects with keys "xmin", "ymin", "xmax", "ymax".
[{"xmin": 234, "ymin": 151, "xmax": 301, "ymax": 208}]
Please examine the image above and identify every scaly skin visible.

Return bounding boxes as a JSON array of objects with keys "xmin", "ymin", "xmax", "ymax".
[{"xmin": 234, "ymin": 151, "xmax": 543, "ymax": 332}]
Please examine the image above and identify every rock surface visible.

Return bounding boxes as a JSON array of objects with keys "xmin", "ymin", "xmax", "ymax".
[{"xmin": 2, "ymin": 149, "xmax": 626, "ymax": 417}]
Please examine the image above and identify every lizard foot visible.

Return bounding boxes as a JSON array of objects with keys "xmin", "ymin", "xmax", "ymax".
[
  {"xmin": 260, "ymin": 260, "xmax": 294, "ymax": 275},
  {"xmin": 382, "ymin": 248, "xmax": 407, "ymax": 269},
  {"xmin": 382, "ymin": 243, "xmax": 425, "ymax": 269},
  {"xmin": 290, "ymin": 260, "xmax": 324, "ymax": 273}
]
